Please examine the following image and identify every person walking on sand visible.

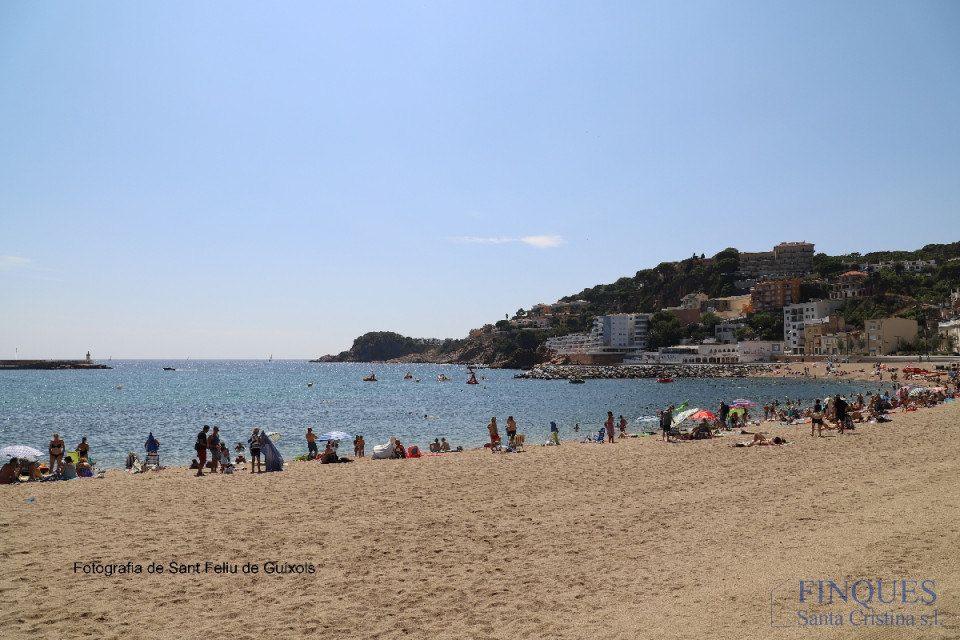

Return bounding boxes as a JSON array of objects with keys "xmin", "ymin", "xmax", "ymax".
[
  {"xmin": 207, "ymin": 426, "xmax": 221, "ymax": 473},
  {"xmin": 605, "ymin": 412, "xmax": 615, "ymax": 443},
  {"xmin": 195, "ymin": 425, "xmax": 209, "ymax": 477},
  {"xmin": 550, "ymin": 421, "xmax": 560, "ymax": 446},
  {"xmin": 49, "ymin": 433, "xmax": 65, "ymax": 474},
  {"xmin": 618, "ymin": 415, "xmax": 628, "ymax": 439},
  {"xmin": 306, "ymin": 428, "xmax": 319, "ymax": 459},
  {"xmin": 487, "ymin": 417, "xmax": 499, "ymax": 448},
  {"xmin": 248, "ymin": 428, "xmax": 262, "ymax": 472}
]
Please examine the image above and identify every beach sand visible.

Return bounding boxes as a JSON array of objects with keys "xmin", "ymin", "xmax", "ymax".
[{"xmin": 1, "ymin": 386, "xmax": 958, "ymax": 639}]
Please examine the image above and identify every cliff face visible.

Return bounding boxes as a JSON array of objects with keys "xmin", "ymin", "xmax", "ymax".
[{"xmin": 312, "ymin": 333, "xmax": 551, "ymax": 368}]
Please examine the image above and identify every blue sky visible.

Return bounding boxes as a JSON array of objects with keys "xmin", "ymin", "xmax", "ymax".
[{"xmin": 1, "ymin": 1, "xmax": 958, "ymax": 359}]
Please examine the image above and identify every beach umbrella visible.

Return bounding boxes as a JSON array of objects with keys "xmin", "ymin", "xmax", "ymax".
[
  {"xmin": 674, "ymin": 407, "xmax": 699, "ymax": 423},
  {"xmin": 317, "ymin": 430, "xmax": 352, "ymax": 441},
  {"xmin": 687, "ymin": 410, "xmax": 718, "ymax": 422},
  {"xmin": 0, "ymin": 445, "xmax": 43, "ymax": 460}
]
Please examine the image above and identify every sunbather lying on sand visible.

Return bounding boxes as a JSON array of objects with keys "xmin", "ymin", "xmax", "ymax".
[{"xmin": 737, "ymin": 433, "xmax": 786, "ymax": 447}]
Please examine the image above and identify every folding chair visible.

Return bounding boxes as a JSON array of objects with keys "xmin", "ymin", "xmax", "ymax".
[{"xmin": 144, "ymin": 452, "xmax": 160, "ymax": 471}]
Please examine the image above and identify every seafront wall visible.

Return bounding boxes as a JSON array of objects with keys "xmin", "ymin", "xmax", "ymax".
[{"xmin": 515, "ymin": 363, "xmax": 776, "ymax": 380}]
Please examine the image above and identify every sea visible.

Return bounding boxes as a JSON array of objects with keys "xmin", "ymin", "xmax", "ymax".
[{"xmin": 0, "ymin": 360, "xmax": 886, "ymax": 469}]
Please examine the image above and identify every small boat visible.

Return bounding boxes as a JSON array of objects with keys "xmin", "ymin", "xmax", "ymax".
[
  {"xmin": 656, "ymin": 377, "xmax": 674, "ymax": 383},
  {"xmin": 363, "ymin": 374, "xmax": 377, "ymax": 382},
  {"xmin": 569, "ymin": 378, "xmax": 585, "ymax": 384},
  {"xmin": 307, "ymin": 382, "xmax": 314, "ymax": 387},
  {"xmin": 467, "ymin": 374, "xmax": 479, "ymax": 385},
  {"xmin": 404, "ymin": 371, "xmax": 414, "ymax": 380},
  {"xmin": 162, "ymin": 367, "xmax": 176, "ymax": 371},
  {"xmin": 437, "ymin": 375, "xmax": 451, "ymax": 382}
]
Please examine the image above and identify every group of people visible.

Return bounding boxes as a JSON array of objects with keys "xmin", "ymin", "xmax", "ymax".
[
  {"xmin": 0, "ymin": 433, "xmax": 96, "ymax": 484},
  {"xmin": 193, "ymin": 425, "xmax": 283, "ymax": 476},
  {"xmin": 0, "ymin": 456, "xmax": 51, "ymax": 483},
  {"xmin": 46, "ymin": 433, "xmax": 93, "ymax": 476},
  {"xmin": 484, "ymin": 413, "xmax": 630, "ymax": 450}
]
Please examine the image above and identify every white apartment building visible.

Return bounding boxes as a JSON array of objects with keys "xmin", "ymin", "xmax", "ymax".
[
  {"xmin": 545, "ymin": 313, "xmax": 651, "ymax": 358},
  {"xmin": 783, "ymin": 300, "xmax": 843, "ymax": 353}
]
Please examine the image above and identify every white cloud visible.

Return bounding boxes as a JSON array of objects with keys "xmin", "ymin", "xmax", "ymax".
[
  {"xmin": 0, "ymin": 256, "xmax": 30, "ymax": 268},
  {"xmin": 521, "ymin": 235, "xmax": 564, "ymax": 248},
  {"xmin": 451, "ymin": 235, "xmax": 565, "ymax": 248}
]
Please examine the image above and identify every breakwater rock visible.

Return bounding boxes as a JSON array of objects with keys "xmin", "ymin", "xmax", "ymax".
[
  {"xmin": 515, "ymin": 363, "xmax": 775, "ymax": 380},
  {"xmin": 0, "ymin": 360, "xmax": 112, "ymax": 370}
]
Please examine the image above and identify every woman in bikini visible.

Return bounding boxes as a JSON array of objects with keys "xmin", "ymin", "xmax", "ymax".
[
  {"xmin": 76, "ymin": 437, "xmax": 90, "ymax": 461},
  {"xmin": 49, "ymin": 433, "xmax": 65, "ymax": 474}
]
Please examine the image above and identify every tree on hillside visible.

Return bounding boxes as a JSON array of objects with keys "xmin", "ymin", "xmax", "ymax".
[{"xmin": 647, "ymin": 312, "xmax": 683, "ymax": 350}]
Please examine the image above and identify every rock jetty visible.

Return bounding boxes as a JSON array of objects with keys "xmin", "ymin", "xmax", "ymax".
[
  {"xmin": 515, "ymin": 363, "xmax": 775, "ymax": 380},
  {"xmin": 0, "ymin": 360, "xmax": 112, "ymax": 370}
]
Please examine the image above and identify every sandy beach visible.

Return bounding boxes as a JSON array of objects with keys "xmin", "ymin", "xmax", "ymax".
[{"xmin": 1, "ymin": 368, "xmax": 958, "ymax": 640}]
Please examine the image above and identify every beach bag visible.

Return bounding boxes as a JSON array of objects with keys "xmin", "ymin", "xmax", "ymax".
[{"xmin": 407, "ymin": 445, "xmax": 421, "ymax": 458}]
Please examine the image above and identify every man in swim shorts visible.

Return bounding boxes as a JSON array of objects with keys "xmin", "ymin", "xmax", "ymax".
[
  {"xmin": 195, "ymin": 425, "xmax": 209, "ymax": 477},
  {"xmin": 487, "ymin": 417, "xmax": 499, "ymax": 449},
  {"xmin": 306, "ymin": 428, "xmax": 319, "ymax": 459}
]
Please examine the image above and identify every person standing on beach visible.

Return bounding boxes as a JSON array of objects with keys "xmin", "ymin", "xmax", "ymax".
[
  {"xmin": 48, "ymin": 433, "xmax": 65, "ymax": 474},
  {"xmin": 834, "ymin": 394, "xmax": 848, "ymax": 434},
  {"xmin": 718, "ymin": 401, "xmax": 729, "ymax": 428},
  {"xmin": 661, "ymin": 405, "xmax": 674, "ymax": 441},
  {"xmin": 76, "ymin": 437, "xmax": 90, "ymax": 461},
  {"xmin": 306, "ymin": 428, "xmax": 319, "ymax": 459},
  {"xmin": 605, "ymin": 412, "xmax": 615, "ymax": 443},
  {"xmin": 487, "ymin": 417, "xmax": 499, "ymax": 448},
  {"xmin": 550, "ymin": 421, "xmax": 560, "ymax": 445},
  {"xmin": 505, "ymin": 416, "xmax": 518, "ymax": 444},
  {"xmin": 195, "ymin": 425, "xmax": 209, "ymax": 477},
  {"xmin": 618, "ymin": 415, "xmax": 628, "ymax": 439},
  {"xmin": 811, "ymin": 399, "xmax": 824, "ymax": 437},
  {"xmin": 207, "ymin": 426, "xmax": 221, "ymax": 473},
  {"xmin": 248, "ymin": 428, "xmax": 262, "ymax": 472}
]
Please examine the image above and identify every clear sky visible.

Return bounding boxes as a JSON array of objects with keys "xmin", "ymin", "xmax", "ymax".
[{"xmin": 1, "ymin": 1, "xmax": 958, "ymax": 359}]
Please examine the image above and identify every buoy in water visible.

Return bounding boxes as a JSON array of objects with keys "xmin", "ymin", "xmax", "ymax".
[{"xmin": 116, "ymin": 385, "xmax": 122, "ymax": 390}]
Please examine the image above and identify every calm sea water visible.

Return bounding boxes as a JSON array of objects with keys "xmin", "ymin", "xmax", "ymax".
[{"xmin": 0, "ymin": 360, "xmax": 884, "ymax": 469}]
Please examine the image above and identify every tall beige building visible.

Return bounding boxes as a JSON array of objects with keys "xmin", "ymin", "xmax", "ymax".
[{"xmin": 865, "ymin": 317, "xmax": 918, "ymax": 355}]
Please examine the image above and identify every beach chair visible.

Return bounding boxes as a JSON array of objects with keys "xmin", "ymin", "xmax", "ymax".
[
  {"xmin": 509, "ymin": 433, "xmax": 525, "ymax": 452},
  {"xmin": 144, "ymin": 452, "xmax": 160, "ymax": 471},
  {"xmin": 581, "ymin": 428, "xmax": 605, "ymax": 444}
]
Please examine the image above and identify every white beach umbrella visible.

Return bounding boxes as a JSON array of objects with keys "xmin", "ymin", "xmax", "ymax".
[{"xmin": 0, "ymin": 445, "xmax": 44, "ymax": 460}]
